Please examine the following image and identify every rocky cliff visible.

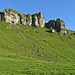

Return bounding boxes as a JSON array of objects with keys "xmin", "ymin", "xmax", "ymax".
[
  {"xmin": 32, "ymin": 12, "xmax": 45, "ymax": 27},
  {"xmin": 47, "ymin": 18, "xmax": 66, "ymax": 31},
  {"xmin": 0, "ymin": 8, "xmax": 67, "ymax": 35},
  {"xmin": 46, "ymin": 18, "xmax": 67, "ymax": 35},
  {"xmin": 2, "ymin": 9, "xmax": 45, "ymax": 27}
]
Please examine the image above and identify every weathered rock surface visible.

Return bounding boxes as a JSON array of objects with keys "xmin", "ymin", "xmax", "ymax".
[
  {"xmin": 0, "ymin": 8, "xmax": 68, "ymax": 35},
  {"xmin": 18, "ymin": 14, "xmax": 26, "ymax": 25},
  {"xmin": 48, "ymin": 18, "xmax": 66, "ymax": 31},
  {"xmin": 26, "ymin": 14, "xmax": 32, "ymax": 26},
  {"xmin": 56, "ymin": 18, "xmax": 66, "ymax": 31},
  {"xmin": 0, "ymin": 8, "xmax": 45, "ymax": 27},
  {"xmin": 0, "ymin": 12, "xmax": 5, "ymax": 21},
  {"xmin": 46, "ymin": 18, "xmax": 68, "ymax": 35},
  {"xmin": 3, "ymin": 9, "xmax": 20, "ymax": 24},
  {"xmin": 32, "ymin": 12, "xmax": 45, "ymax": 27},
  {"xmin": 59, "ymin": 30, "xmax": 67, "ymax": 35}
]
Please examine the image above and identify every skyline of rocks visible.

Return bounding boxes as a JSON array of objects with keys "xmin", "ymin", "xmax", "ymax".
[{"xmin": 0, "ymin": 8, "xmax": 67, "ymax": 35}]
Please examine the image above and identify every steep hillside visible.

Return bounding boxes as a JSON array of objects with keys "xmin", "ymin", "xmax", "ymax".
[{"xmin": 0, "ymin": 22, "xmax": 75, "ymax": 75}]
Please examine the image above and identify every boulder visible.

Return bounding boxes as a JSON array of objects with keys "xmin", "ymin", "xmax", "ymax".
[
  {"xmin": 18, "ymin": 14, "xmax": 32, "ymax": 26},
  {"xmin": 52, "ymin": 29, "xmax": 55, "ymax": 33},
  {"xmin": 48, "ymin": 19, "xmax": 56, "ymax": 29},
  {"xmin": 0, "ymin": 9, "xmax": 45, "ymax": 27}
]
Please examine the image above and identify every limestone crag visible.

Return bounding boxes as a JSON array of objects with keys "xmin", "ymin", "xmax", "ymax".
[
  {"xmin": 32, "ymin": 12, "xmax": 45, "ymax": 27},
  {"xmin": 26, "ymin": 14, "xmax": 32, "ymax": 26},
  {"xmin": 4, "ymin": 9, "xmax": 20, "ymax": 24},
  {"xmin": 18, "ymin": 14, "xmax": 26, "ymax": 25},
  {"xmin": 48, "ymin": 18, "xmax": 66, "ymax": 32},
  {"xmin": 0, "ymin": 8, "xmax": 67, "ymax": 35},
  {"xmin": 0, "ymin": 8, "xmax": 45, "ymax": 27},
  {"xmin": 37, "ymin": 12, "xmax": 45, "ymax": 27},
  {"xmin": 56, "ymin": 18, "xmax": 66, "ymax": 31},
  {"xmin": 32, "ymin": 14, "xmax": 38, "ymax": 27}
]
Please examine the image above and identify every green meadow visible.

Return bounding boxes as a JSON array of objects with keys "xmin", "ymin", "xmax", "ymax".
[{"xmin": 0, "ymin": 22, "xmax": 75, "ymax": 75}]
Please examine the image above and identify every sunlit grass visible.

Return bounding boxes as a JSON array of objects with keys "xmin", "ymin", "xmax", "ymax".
[{"xmin": 0, "ymin": 22, "xmax": 75, "ymax": 75}]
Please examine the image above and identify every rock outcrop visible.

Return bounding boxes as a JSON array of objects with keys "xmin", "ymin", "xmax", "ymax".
[
  {"xmin": 46, "ymin": 18, "xmax": 67, "ymax": 35},
  {"xmin": 26, "ymin": 14, "xmax": 32, "ymax": 26},
  {"xmin": 48, "ymin": 18, "xmax": 66, "ymax": 31},
  {"xmin": 0, "ymin": 8, "xmax": 45, "ymax": 27},
  {"xmin": 32, "ymin": 12, "xmax": 45, "ymax": 27},
  {"xmin": 3, "ymin": 9, "xmax": 20, "ymax": 24},
  {"xmin": 56, "ymin": 18, "xmax": 66, "ymax": 31},
  {"xmin": 0, "ymin": 8, "xmax": 68, "ymax": 35}
]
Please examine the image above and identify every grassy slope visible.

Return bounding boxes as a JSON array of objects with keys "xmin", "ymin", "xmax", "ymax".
[{"xmin": 0, "ymin": 22, "xmax": 75, "ymax": 75}]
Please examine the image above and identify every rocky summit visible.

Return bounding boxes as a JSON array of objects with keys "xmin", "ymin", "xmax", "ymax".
[{"xmin": 0, "ymin": 8, "xmax": 67, "ymax": 35}]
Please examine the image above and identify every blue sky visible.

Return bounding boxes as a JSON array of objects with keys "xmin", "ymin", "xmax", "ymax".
[{"xmin": 0, "ymin": 0, "xmax": 75, "ymax": 30}]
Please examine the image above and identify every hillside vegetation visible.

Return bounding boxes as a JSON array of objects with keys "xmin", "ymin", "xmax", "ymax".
[{"xmin": 0, "ymin": 22, "xmax": 75, "ymax": 75}]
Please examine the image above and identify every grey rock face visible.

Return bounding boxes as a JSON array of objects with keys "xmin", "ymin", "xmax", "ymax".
[
  {"xmin": 3, "ymin": 9, "xmax": 20, "ymax": 24},
  {"xmin": 32, "ymin": 14, "xmax": 39, "ymax": 27},
  {"xmin": 18, "ymin": 14, "xmax": 32, "ymax": 26},
  {"xmin": 18, "ymin": 14, "xmax": 26, "ymax": 25},
  {"xmin": 26, "ymin": 14, "xmax": 32, "ymax": 26},
  {"xmin": 48, "ymin": 20, "xmax": 56, "ymax": 29},
  {"xmin": 56, "ymin": 18, "xmax": 65, "ymax": 31},
  {"xmin": 48, "ymin": 18, "xmax": 66, "ymax": 31},
  {"xmin": 0, "ymin": 8, "xmax": 67, "ymax": 34},
  {"xmin": 32, "ymin": 12, "xmax": 45, "ymax": 27},
  {"xmin": 37, "ymin": 12, "xmax": 45, "ymax": 27},
  {"xmin": 0, "ymin": 12, "xmax": 5, "ymax": 21}
]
